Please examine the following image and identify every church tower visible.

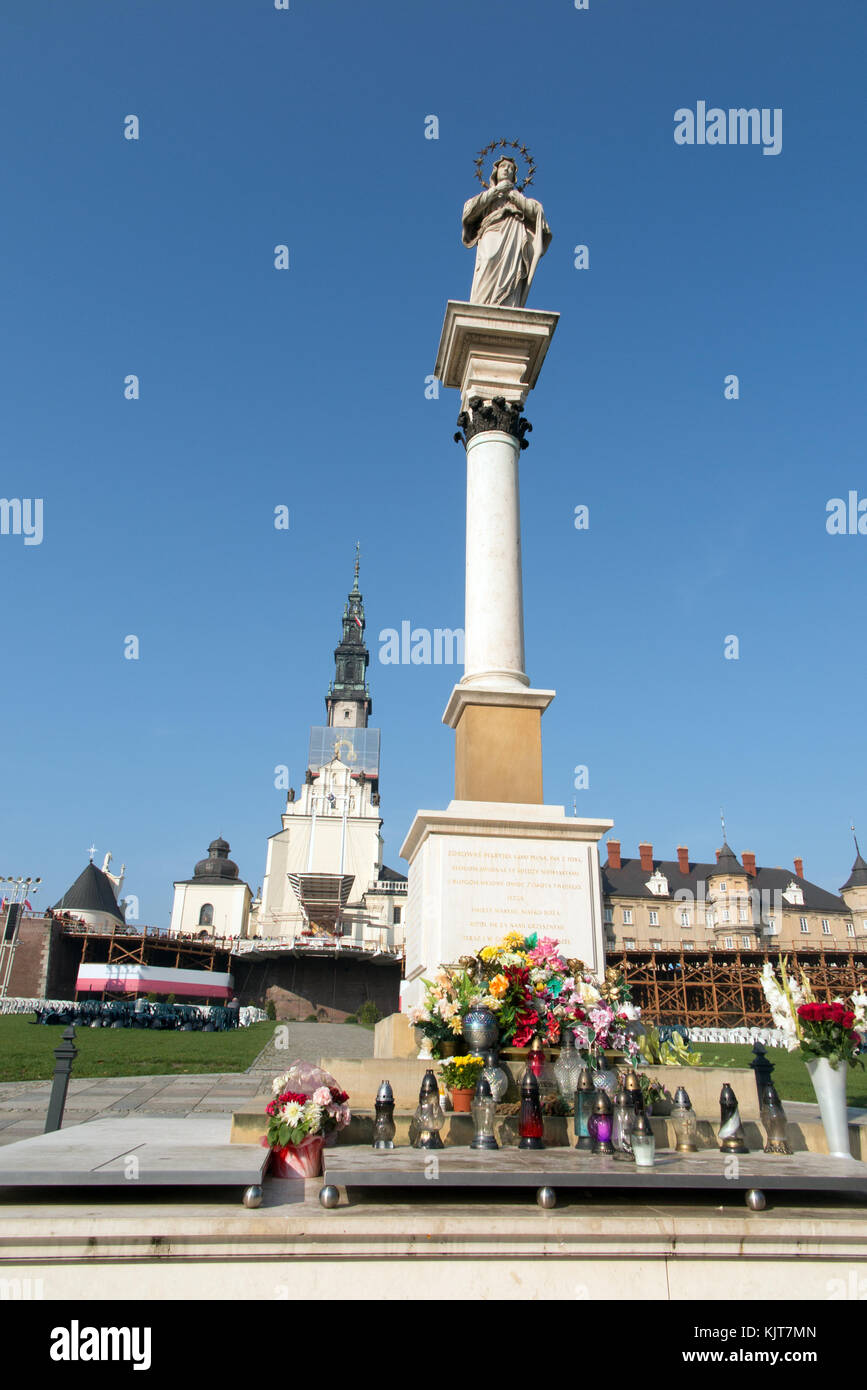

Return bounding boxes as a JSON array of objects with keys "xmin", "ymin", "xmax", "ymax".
[
  {"xmin": 251, "ymin": 550, "xmax": 406, "ymax": 947},
  {"xmin": 326, "ymin": 545, "xmax": 371, "ymax": 730}
]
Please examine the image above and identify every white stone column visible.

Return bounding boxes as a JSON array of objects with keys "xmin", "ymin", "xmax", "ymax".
[{"xmin": 463, "ymin": 429, "xmax": 528, "ymax": 691}]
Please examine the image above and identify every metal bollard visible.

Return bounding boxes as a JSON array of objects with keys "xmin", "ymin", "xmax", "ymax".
[{"xmin": 44, "ymin": 1024, "xmax": 78, "ymax": 1133}]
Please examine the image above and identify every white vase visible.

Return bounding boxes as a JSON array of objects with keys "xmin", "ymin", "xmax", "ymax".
[{"xmin": 806, "ymin": 1057, "xmax": 851, "ymax": 1158}]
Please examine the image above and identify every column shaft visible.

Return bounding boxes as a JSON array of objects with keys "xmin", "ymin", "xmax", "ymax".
[{"xmin": 462, "ymin": 430, "xmax": 528, "ymax": 690}]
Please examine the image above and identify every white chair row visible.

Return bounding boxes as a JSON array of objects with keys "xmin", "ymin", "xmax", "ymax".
[{"xmin": 688, "ymin": 1026, "xmax": 787, "ymax": 1046}]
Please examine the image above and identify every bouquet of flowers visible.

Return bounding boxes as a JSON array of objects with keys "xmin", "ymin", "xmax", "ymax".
[
  {"xmin": 406, "ymin": 965, "xmax": 503, "ymax": 1051},
  {"xmin": 457, "ymin": 932, "xmax": 642, "ymax": 1058},
  {"xmin": 266, "ymin": 1062, "xmax": 350, "ymax": 1149},
  {"xmin": 797, "ymin": 1002, "xmax": 863, "ymax": 1070},
  {"xmin": 760, "ymin": 957, "xmax": 865, "ymax": 1069}
]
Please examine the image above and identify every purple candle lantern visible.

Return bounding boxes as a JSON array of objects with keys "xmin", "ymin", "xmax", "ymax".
[{"xmin": 590, "ymin": 1089, "xmax": 614, "ymax": 1155}]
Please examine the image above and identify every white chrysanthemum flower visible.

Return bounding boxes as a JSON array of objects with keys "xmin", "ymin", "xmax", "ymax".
[
  {"xmin": 281, "ymin": 1101, "xmax": 304, "ymax": 1125},
  {"xmin": 271, "ymin": 1073, "xmax": 290, "ymax": 1096}
]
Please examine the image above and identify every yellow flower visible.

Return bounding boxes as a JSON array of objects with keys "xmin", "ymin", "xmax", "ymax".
[
  {"xmin": 502, "ymin": 931, "xmax": 526, "ymax": 950},
  {"xmin": 479, "ymin": 946, "xmax": 498, "ymax": 962},
  {"xmin": 448, "ymin": 1016, "xmax": 463, "ymax": 1035},
  {"xmin": 489, "ymin": 973, "xmax": 509, "ymax": 998}
]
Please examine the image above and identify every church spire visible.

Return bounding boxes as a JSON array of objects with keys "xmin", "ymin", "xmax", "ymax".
[{"xmin": 326, "ymin": 546, "xmax": 371, "ymax": 727}]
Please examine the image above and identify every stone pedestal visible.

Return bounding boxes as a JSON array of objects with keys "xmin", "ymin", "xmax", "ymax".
[
  {"xmin": 400, "ymin": 801, "xmax": 612, "ymax": 1005},
  {"xmin": 444, "ymin": 686, "xmax": 554, "ymax": 804},
  {"xmin": 435, "ymin": 300, "xmax": 559, "ymax": 409}
]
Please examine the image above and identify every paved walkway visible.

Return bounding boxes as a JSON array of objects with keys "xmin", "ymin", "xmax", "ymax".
[
  {"xmin": 0, "ymin": 1023, "xmax": 376, "ymax": 1148},
  {"xmin": 246, "ymin": 1021, "xmax": 376, "ymax": 1081}
]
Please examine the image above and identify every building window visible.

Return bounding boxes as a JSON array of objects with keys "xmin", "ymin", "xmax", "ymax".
[
  {"xmin": 738, "ymin": 908, "xmax": 748, "ymax": 923},
  {"xmin": 624, "ymin": 938, "xmax": 635, "ymax": 950},
  {"xmin": 651, "ymin": 940, "xmax": 662, "ymax": 951},
  {"xmin": 649, "ymin": 909, "xmax": 659, "ymax": 926},
  {"xmin": 622, "ymin": 909, "xmax": 633, "ymax": 925},
  {"xmin": 604, "ymin": 907, "xmax": 613, "ymax": 924},
  {"xmin": 680, "ymin": 911, "xmax": 690, "ymax": 928},
  {"xmin": 393, "ymin": 907, "xmax": 401, "ymax": 924},
  {"xmin": 847, "ymin": 923, "xmax": 855, "ymax": 937},
  {"xmin": 683, "ymin": 941, "xmax": 694, "ymax": 950},
  {"xmin": 724, "ymin": 936, "xmax": 734, "ymax": 949},
  {"xmin": 822, "ymin": 920, "xmax": 831, "ymax": 935},
  {"xmin": 741, "ymin": 936, "xmax": 751, "ymax": 949},
  {"xmin": 198, "ymin": 904, "xmax": 214, "ymax": 927},
  {"xmin": 719, "ymin": 882, "xmax": 727, "ymax": 893},
  {"xmin": 767, "ymin": 917, "xmax": 777, "ymax": 934},
  {"xmin": 800, "ymin": 918, "xmax": 809, "ymax": 933},
  {"xmin": 721, "ymin": 910, "xmax": 730, "ymax": 923}
]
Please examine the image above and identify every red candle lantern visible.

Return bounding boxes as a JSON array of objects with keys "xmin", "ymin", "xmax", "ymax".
[{"xmin": 518, "ymin": 1065, "xmax": 545, "ymax": 1150}]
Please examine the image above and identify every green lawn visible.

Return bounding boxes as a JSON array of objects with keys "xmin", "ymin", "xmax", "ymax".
[
  {"xmin": 693, "ymin": 1043, "xmax": 867, "ymax": 1107},
  {"xmin": 0, "ymin": 1016, "xmax": 274, "ymax": 1082}
]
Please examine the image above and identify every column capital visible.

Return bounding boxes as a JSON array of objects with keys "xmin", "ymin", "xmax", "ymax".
[{"xmin": 454, "ymin": 397, "xmax": 533, "ymax": 450}]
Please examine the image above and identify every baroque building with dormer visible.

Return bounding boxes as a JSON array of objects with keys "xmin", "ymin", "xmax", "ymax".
[
  {"xmin": 599, "ymin": 835, "xmax": 867, "ymax": 954},
  {"xmin": 248, "ymin": 556, "xmax": 407, "ymax": 949}
]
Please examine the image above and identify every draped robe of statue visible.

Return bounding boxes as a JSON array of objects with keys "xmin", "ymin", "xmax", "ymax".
[{"xmin": 462, "ymin": 184, "xmax": 552, "ymax": 308}]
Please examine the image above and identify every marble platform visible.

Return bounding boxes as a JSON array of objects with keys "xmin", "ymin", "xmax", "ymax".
[
  {"xmin": 2, "ymin": 1179, "xmax": 867, "ymax": 1300},
  {"xmin": 322, "ymin": 1145, "xmax": 867, "ymax": 1209},
  {"xmin": 0, "ymin": 1116, "xmax": 268, "ymax": 1202}
]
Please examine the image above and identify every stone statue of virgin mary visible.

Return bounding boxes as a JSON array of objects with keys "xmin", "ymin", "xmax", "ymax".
[{"xmin": 462, "ymin": 155, "xmax": 552, "ymax": 308}]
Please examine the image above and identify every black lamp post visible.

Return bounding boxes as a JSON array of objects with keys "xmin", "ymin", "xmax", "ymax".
[
  {"xmin": 750, "ymin": 1041, "xmax": 775, "ymax": 1111},
  {"xmin": 44, "ymin": 1025, "xmax": 77, "ymax": 1133}
]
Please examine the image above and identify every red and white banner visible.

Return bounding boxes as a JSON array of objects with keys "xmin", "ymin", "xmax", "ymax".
[{"xmin": 75, "ymin": 963, "xmax": 234, "ymax": 1000}]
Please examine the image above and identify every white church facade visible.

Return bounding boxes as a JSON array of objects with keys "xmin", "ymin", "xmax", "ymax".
[{"xmin": 168, "ymin": 555, "xmax": 407, "ymax": 953}]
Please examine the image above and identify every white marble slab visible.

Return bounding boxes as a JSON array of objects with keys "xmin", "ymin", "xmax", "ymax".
[{"xmin": 0, "ymin": 1116, "xmax": 269, "ymax": 1188}]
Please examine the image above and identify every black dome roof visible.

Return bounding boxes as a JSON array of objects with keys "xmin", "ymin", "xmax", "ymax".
[{"xmin": 193, "ymin": 836, "xmax": 239, "ymax": 883}]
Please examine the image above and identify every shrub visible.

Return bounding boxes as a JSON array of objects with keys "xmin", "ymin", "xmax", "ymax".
[
  {"xmin": 358, "ymin": 1000, "xmax": 382, "ymax": 1028},
  {"xmin": 344, "ymin": 1014, "xmax": 357, "ymax": 1025},
  {"xmin": 305, "ymin": 1013, "xmax": 318, "ymax": 1022},
  {"xmin": 265, "ymin": 1000, "xmax": 277, "ymax": 1021}
]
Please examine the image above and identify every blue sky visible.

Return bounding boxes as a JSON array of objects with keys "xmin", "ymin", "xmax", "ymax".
[{"xmin": 1, "ymin": 0, "xmax": 865, "ymax": 922}]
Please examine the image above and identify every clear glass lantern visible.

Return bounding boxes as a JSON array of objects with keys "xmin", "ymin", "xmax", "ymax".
[
  {"xmin": 482, "ymin": 1047, "xmax": 509, "ymax": 1103},
  {"xmin": 631, "ymin": 1110, "xmax": 656, "ymax": 1167},
  {"xmin": 761, "ymin": 1082, "xmax": 792, "ymax": 1155},
  {"xmin": 671, "ymin": 1086, "xmax": 699, "ymax": 1153},
  {"xmin": 412, "ymin": 1069, "xmax": 445, "ymax": 1150},
  {"xmin": 470, "ymin": 1075, "xmax": 499, "ymax": 1150},
  {"xmin": 553, "ymin": 1029, "xmax": 582, "ymax": 1105},
  {"xmin": 611, "ymin": 1084, "xmax": 636, "ymax": 1160}
]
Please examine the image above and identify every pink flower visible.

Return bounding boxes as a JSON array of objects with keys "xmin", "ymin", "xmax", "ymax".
[
  {"xmin": 312, "ymin": 1086, "xmax": 332, "ymax": 1107},
  {"xmin": 589, "ymin": 1002, "xmax": 614, "ymax": 1031},
  {"xmin": 527, "ymin": 937, "xmax": 566, "ymax": 970}
]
